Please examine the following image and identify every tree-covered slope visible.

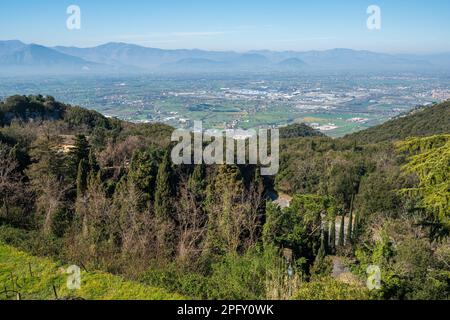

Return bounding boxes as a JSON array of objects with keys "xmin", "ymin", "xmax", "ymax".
[
  {"xmin": 280, "ymin": 123, "xmax": 324, "ymax": 139},
  {"xmin": 0, "ymin": 94, "xmax": 122, "ymax": 129},
  {"xmin": 343, "ymin": 100, "xmax": 450, "ymax": 144},
  {"xmin": 397, "ymin": 135, "xmax": 450, "ymax": 229}
]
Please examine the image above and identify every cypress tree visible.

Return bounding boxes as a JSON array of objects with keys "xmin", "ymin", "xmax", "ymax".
[
  {"xmin": 76, "ymin": 159, "xmax": 89, "ymax": 197},
  {"xmin": 353, "ymin": 210, "xmax": 360, "ymax": 241},
  {"xmin": 188, "ymin": 164, "xmax": 205, "ymax": 202},
  {"xmin": 317, "ymin": 234, "xmax": 326, "ymax": 261},
  {"xmin": 346, "ymin": 209, "xmax": 353, "ymax": 245},
  {"xmin": 329, "ymin": 212, "xmax": 336, "ymax": 254},
  {"xmin": 88, "ymin": 149, "xmax": 100, "ymax": 174},
  {"xmin": 322, "ymin": 217, "xmax": 330, "ymax": 255},
  {"xmin": 253, "ymin": 168, "xmax": 265, "ymax": 196},
  {"xmin": 311, "ymin": 230, "xmax": 328, "ymax": 277},
  {"xmin": 252, "ymin": 168, "xmax": 266, "ymax": 228},
  {"xmin": 346, "ymin": 195, "xmax": 354, "ymax": 245},
  {"xmin": 338, "ymin": 210, "xmax": 345, "ymax": 247},
  {"xmin": 154, "ymin": 151, "xmax": 173, "ymax": 220}
]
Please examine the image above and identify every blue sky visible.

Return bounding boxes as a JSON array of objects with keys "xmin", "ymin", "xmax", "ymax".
[{"xmin": 0, "ymin": 0, "xmax": 449, "ymax": 53}]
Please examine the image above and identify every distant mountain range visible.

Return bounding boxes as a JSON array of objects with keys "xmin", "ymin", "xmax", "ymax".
[
  {"xmin": 1, "ymin": 40, "xmax": 450, "ymax": 75},
  {"xmin": 0, "ymin": 40, "xmax": 103, "ymax": 74}
]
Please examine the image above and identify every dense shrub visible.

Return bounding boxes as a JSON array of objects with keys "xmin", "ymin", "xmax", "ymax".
[{"xmin": 293, "ymin": 277, "xmax": 370, "ymax": 300}]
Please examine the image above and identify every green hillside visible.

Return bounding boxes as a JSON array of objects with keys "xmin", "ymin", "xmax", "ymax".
[
  {"xmin": 343, "ymin": 100, "xmax": 450, "ymax": 144},
  {"xmin": 280, "ymin": 123, "xmax": 325, "ymax": 139},
  {"xmin": 0, "ymin": 243, "xmax": 184, "ymax": 300}
]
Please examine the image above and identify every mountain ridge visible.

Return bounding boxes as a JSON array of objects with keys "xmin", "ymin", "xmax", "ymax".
[
  {"xmin": 0, "ymin": 40, "xmax": 108, "ymax": 74},
  {"xmin": 1, "ymin": 40, "xmax": 450, "ymax": 74}
]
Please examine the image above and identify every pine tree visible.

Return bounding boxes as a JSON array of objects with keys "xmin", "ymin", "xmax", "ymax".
[
  {"xmin": 76, "ymin": 159, "xmax": 89, "ymax": 198},
  {"xmin": 338, "ymin": 210, "xmax": 345, "ymax": 247},
  {"xmin": 25, "ymin": 134, "xmax": 67, "ymax": 234},
  {"xmin": 154, "ymin": 151, "xmax": 173, "ymax": 220},
  {"xmin": 27, "ymin": 134, "xmax": 64, "ymax": 178},
  {"xmin": 398, "ymin": 135, "xmax": 450, "ymax": 228},
  {"xmin": 69, "ymin": 135, "xmax": 90, "ymax": 177}
]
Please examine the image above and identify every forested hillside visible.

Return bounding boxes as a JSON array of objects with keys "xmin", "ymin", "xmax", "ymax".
[
  {"xmin": 280, "ymin": 123, "xmax": 325, "ymax": 139},
  {"xmin": 0, "ymin": 96, "xmax": 449, "ymax": 300},
  {"xmin": 343, "ymin": 101, "xmax": 450, "ymax": 144}
]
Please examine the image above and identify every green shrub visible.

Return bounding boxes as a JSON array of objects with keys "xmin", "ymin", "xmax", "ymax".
[
  {"xmin": 207, "ymin": 246, "xmax": 282, "ymax": 300},
  {"xmin": 293, "ymin": 277, "xmax": 370, "ymax": 300},
  {"xmin": 141, "ymin": 263, "xmax": 209, "ymax": 299},
  {"xmin": 0, "ymin": 225, "xmax": 61, "ymax": 258},
  {"xmin": 141, "ymin": 246, "xmax": 282, "ymax": 300}
]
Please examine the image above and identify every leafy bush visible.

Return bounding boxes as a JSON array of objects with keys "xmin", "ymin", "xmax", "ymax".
[
  {"xmin": 354, "ymin": 219, "xmax": 450, "ymax": 300},
  {"xmin": 141, "ymin": 264, "xmax": 209, "ymax": 299},
  {"xmin": 0, "ymin": 225, "xmax": 61, "ymax": 259},
  {"xmin": 207, "ymin": 249, "xmax": 270, "ymax": 300},
  {"xmin": 141, "ymin": 246, "xmax": 283, "ymax": 300}
]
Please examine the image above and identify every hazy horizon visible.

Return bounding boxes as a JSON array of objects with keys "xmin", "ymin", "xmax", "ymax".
[
  {"xmin": 1, "ymin": 1, "xmax": 450, "ymax": 54},
  {"xmin": 3, "ymin": 39, "xmax": 450, "ymax": 56}
]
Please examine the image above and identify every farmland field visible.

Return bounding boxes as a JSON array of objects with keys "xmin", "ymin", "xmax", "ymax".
[{"xmin": 1, "ymin": 72, "xmax": 448, "ymax": 137}]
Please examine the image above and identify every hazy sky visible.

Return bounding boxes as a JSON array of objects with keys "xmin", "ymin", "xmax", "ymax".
[{"xmin": 1, "ymin": 0, "xmax": 449, "ymax": 53}]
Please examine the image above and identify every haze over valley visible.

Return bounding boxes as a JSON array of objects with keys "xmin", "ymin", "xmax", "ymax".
[{"xmin": 1, "ymin": 40, "xmax": 450, "ymax": 137}]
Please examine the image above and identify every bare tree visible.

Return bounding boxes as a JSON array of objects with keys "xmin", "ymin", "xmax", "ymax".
[
  {"xmin": 35, "ymin": 175, "xmax": 69, "ymax": 235},
  {"xmin": 176, "ymin": 180, "xmax": 208, "ymax": 264},
  {"xmin": 74, "ymin": 176, "xmax": 115, "ymax": 266},
  {"xmin": 0, "ymin": 143, "xmax": 21, "ymax": 221}
]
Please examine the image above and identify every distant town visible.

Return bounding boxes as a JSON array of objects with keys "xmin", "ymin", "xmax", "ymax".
[{"xmin": 1, "ymin": 72, "xmax": 449, "ymax": 137}]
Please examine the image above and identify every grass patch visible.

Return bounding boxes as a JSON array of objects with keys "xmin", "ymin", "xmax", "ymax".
[{"xmin": 0, "ymin": 243, "xmax": 185, "ymax": 300}]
